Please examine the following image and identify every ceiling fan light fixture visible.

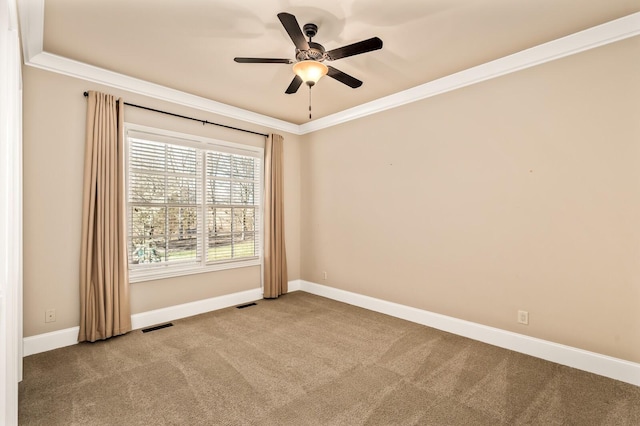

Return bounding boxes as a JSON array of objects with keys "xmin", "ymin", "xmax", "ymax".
[{"xmin": 293, "ymin": 60, "xmax": 328, "ymax": 86}]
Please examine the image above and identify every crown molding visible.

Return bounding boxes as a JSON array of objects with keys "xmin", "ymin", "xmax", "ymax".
[
  {"xmin": 25, "ymin": 51, "xmax": 299, "ymax": 134},
  {"xmin": 17, "ymin": 0, "xmax": 640, "ymax": 136},
  {"xmin": 17, "ymin": 0, "xmax": 43, "ymax": 62},
  {"xmin": 298, "ymin": 12, "xmax": 640, "ymax": 134},
  {"xmin": 8, "ymin": 0, "xmax": 19, "ymax": 32}
]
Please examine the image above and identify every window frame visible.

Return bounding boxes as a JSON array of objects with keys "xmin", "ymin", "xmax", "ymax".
[{"xmin": 124, "ymin": 123, "xmax": 264, "ymax": 283}]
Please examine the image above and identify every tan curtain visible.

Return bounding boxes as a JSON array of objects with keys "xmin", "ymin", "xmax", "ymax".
[
  {"xmin": 263, "ymin": 134, "xmax": 288, "ymax": 298},
  {"xmin": 78, "ymin": 91, "xmax": 132, "ymax": 342}
]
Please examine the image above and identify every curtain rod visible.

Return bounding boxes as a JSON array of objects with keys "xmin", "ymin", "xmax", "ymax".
[{"xmin": 83, "ymin": 92, "xmax": 268, "ymax": 137}]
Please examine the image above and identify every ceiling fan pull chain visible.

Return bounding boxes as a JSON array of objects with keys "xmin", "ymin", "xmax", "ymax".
[{"xmin": 309, "ymin": 87, "xmax": 312, "ymax": 120}]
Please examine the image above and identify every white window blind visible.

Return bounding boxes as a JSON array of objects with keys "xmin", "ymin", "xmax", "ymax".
[
  {"xmin": 125, "ymin": 125, "xmax": 262, "ymax": 282},
  {"xmin": 205, "ymin": 152, "xmax": 260, "ymax": 262}
]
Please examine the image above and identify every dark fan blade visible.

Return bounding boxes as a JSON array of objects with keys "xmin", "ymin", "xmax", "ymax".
[
  {"xmin": 285, "ymin": 75, "xmax": 303, "ymax": 94},
  {"xmin": 327, "ymin": 66, "xmax": 363, "ymax": 88},
  {"xmin": 326, "ymin": 37, "xmax": 383, "ymax": 61},
  {"xmin": 234, "ymin": 57, "xmax": 292, "ymax": 64},
  {"xmin": 277, "ymin": 12, "xmax": 310, "ymax": 51}
]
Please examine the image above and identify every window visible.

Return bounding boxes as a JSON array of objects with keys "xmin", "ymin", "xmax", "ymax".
[{"xmin": 125, "ymin": 124, "xmax": 262, "ymax": 282}]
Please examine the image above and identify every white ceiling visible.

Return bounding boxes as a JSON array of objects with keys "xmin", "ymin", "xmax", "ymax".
[{"xmin": 18, "ymin": 0, "xmax": 640, "ymax": 130}]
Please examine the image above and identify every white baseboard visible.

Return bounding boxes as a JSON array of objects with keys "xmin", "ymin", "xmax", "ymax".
[
  {"xmin": 23, "ymin": 281, "xmax": 640, "ymax": 387},
  {"xmin": 288, "ymin": 279, "xmax": 302, "ymax": 292},
  {"xmin": 297, "ymin": 280, "xmax": 640, "ymax": 387},
  {"xmin": 23, "ymin": 287, "xmax": 263, "ymax": 356},
  {"xmin": 23, "ymin": 327, "xmax": 81, "ymax": 357},
  {"xmin": 130, "ymin": 287, "xmax": 262, "ymax": 331}
]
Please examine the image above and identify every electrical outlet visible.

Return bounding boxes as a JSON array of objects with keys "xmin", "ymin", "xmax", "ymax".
[
  {"xmin": 323, "ymin": 271, "xmax": 327, "ymax": 280},
  {"xmin": 45, "ymin": 309, "xmax": 56, "ymax": 323},
  {"xmin": 517, "ymin": 310, "xmax": 529, "ymax": 325}
]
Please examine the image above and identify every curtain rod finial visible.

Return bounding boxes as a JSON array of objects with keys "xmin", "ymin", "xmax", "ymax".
[{"xmin": 83, "ymin": 91, "xmax": 89, "ymax": 97}]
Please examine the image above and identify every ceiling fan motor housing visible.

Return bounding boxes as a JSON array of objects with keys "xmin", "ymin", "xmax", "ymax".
[{"xmin": 296, "ymin": 41, "xmax": 326, "ymax": 61}]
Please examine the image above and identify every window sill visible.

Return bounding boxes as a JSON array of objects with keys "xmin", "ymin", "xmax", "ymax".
[{"xmin": 129, "ymin": 258, "xmax": 261, "ymax": 283}]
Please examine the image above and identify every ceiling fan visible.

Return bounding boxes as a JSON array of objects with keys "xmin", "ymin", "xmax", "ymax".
[{"xmin": 234, "ymin": 12, "xmax": 383, "ymax": 95}]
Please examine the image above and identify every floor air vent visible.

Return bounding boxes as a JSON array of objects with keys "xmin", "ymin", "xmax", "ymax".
[
  {"xmin": 236, "ymin": 302, "xmax": 257, "ymax": 309},
  {"xmin": 141, "ymin": 323, "xmax": 174, "ymax": 333}
]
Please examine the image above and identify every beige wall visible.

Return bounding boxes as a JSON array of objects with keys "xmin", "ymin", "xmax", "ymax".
[
  {"xmin": 300, "ymin": 36, "xmax": 640, "ymax": 363},
  {"xmin": 22, "ymin": 35, "xmax": 640, "ymax": 364},
  {"xmin": 22, "ymin": 66, "xmax": 301, "ymax": 336}
]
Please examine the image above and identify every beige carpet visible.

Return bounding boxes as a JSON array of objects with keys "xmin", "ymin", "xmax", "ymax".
[{"xmin": 19, "ymin": 291, "xmax": 640, "ymax": 425}]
